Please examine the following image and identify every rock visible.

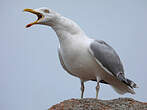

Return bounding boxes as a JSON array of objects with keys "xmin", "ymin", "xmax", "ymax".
[{"xmin": 49, "ymin": 98, "xmax": 147, "ymax": 110}]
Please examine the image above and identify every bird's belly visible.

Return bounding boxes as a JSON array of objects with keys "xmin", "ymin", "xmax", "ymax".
[{"xmin": 60, "ymin": 46, "xmax": 100, "ymax": 81}]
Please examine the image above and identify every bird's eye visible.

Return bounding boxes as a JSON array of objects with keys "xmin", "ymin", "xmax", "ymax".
[{"xmin": 43, "ymin": 9, "xmax": 50, "ymax": 13}]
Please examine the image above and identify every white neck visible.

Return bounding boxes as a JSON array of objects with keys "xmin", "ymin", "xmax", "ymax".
[{"xmin": 49, "ymin": 16, "xmax": 86, "ymax": 42}]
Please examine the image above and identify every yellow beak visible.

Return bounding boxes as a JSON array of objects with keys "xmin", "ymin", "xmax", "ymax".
[{"xmin": 23, "ymin": 8, "xmax": 44, "ymax": 28}]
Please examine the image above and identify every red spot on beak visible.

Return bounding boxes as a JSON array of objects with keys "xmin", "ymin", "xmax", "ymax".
[{"xmin": 26, "ymin": 23, "xmax": 33, "ymax": 28}]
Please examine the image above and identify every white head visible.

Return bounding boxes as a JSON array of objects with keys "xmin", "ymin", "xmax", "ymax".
[
  {"xmin": 24, "ymin": 7, "xmax": 85, "ymax": 38},
  {"xmin": 24, "ymin": 7, "xmax": 61, "ymax": 28}
]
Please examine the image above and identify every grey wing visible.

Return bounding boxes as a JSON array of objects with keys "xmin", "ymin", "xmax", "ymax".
[
  {"xmin": 89, "ymin": 40, "xmax": 138, "ymax": 88},
  {"xmin": 89, "ymin": 40, "xmax": 124, "ymax": 77}
]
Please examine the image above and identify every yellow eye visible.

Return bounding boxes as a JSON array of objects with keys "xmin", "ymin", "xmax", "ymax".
[{"xmin": 44, "ymin": 9, "xmax": 49, "ymax": 13}]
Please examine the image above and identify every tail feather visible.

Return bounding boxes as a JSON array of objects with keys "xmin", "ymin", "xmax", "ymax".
[
  {"xmin": 102, "ymin": 71, "xmax": 137, "ymax": 95},
  {"xmin": 126, "ymin": 78, "xmax": 139, "ymax": 88},
  {"xmin": 112, "ymin": 85, "xmax": 135, "ymax": 95},
  {"xmin": 117, "ymin": 72, "xmax": 138, "ymax": 88}
]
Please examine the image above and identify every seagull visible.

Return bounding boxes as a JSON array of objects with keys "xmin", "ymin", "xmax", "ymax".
[{"xmin": 24, "ymin": 7, "xmax": 138, "ymax": 99}]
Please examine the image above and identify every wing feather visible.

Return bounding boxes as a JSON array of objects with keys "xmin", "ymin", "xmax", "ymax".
[{"xmin": 89, "ymin": 40, "xmax": 124, "ymax": 77}]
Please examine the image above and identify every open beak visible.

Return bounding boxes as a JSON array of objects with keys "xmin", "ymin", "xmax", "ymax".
[{"xmin": 23, "ymin": 9, "xmax": 44, "ymax": 28}]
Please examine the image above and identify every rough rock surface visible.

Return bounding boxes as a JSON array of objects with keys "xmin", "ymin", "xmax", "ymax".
[{"xmin": 49, "ymin": 98, "xmax": 147, "ymax": 110}]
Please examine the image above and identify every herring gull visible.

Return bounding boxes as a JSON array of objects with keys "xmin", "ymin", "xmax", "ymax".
[{"xmin": 24, "ymin": 7, "xmax": 138, "ymax": 98}]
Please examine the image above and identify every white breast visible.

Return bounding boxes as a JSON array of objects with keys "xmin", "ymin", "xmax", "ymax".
[{"xmin": 59, "ymin": 36, "xmax": 101, "ymax": 81}]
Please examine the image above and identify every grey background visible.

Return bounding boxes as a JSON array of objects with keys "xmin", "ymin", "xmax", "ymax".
[{"xmin": 0, "ymin": 0, "xmax": 147, "ymax": 110}]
